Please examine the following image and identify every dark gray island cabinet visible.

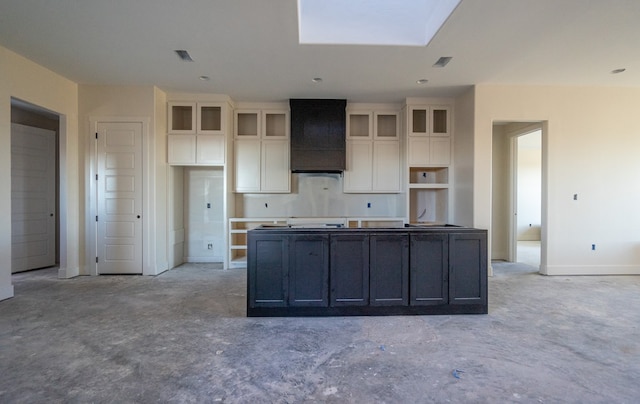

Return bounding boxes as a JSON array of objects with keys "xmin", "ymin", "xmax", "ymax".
[{"xmin": 247, "ymin": 226, "xmax": 487, "ymax": 316}]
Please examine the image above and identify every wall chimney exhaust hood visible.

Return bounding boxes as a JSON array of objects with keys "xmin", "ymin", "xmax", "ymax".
[{"xmin": 290, "ymin": 99, "xmax": 347, "ymax": 173}]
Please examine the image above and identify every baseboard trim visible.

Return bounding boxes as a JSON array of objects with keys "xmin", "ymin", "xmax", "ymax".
[{"xmin": 544, "ymin": 265, "xmax": 640, "ymax": 276}]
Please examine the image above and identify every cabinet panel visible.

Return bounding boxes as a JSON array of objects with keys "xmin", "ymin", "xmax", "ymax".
[
  {"xmin": 410, "ymin": 234, "xmax": 448, "ymax": 305},
  {"xmin": 449, "ymin": 233, "xmax": 487, "ymax": 305},
  {"xmin": 198, "ymin": 103, "xmax": 223, "ymax": 134},
  {"xmin": 167, "ymin": 135, "xmax": 196, "ymax": 165},
  {"xmin": 409, "ymin": 107, "xmax": 428, "ymax": 136},
  {"xmin": 249, "ymin": 235, "xmax": 288, "ymax": 307},
  {"xmin": 344, "ymin": 141, "xmax": 373, "ymax": 192},
  {"xmin": 373, "ymin": 141, "xmax": 400, "ymax": 192},
  {"xmin": 168, "ymin": 102, "xmax": 196, "ymax": 134},
  {"xmin": 408, "ymin": 137, "xmax": 430, "ymax": 166},
  {"xmin": 330, "ymin": 234, "xmax": 370, "ymax": 306},
  {"xmin": 261, "ymin": 140, "xmax": 290, "ymax": 192},
  {"xmin": 374, "ymin": 112, "xmax": 398, "ymax": 139},
  {"xmin": 430, "ymin": 106, "xmax": 450, "ymax": 136},
  {"xmin": 347, "ymin": 112, "xmax": 372, "ymax": 138},
  {"xmin": 430, "ymin": 137, "xmax": 451, "ymax": 165},
  {"xmin": 234, "ymin": 140, "xmax": 261, "ymax": 192},
  {"xmin": 370, "ymin": 234, "xmax": 409, "ymax": 306},
  {"xmin": 289, "ymin": 234, "xmax": 329, "ymax": 307},
  {"xmin": 263, "ymin": 111, "xmax": 289, "ymax": 138},
  {"xmin": 196, "ymin": 135, "xmax": 225, "ymax": 165},
  {"xmin": 235, "ymin": 110, "xmax": 260, "ymax": 138}
]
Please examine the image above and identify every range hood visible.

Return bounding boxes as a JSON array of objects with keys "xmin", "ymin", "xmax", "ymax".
[{"xmin": 290, "ymin": 99, "xmax": 347, "ymax": 173}]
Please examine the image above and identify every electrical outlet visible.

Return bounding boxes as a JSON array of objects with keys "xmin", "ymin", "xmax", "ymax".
[
  {"xmin": 367, "ymin": 202, "xmax": 371, "ymax": 208},
  {"xmin": 591, "ymin": 244, "xmax": 596, "ymax": 251},
  {"xmin": 207, "ymin": 243, "xmax": 213, "ymax": 250}
]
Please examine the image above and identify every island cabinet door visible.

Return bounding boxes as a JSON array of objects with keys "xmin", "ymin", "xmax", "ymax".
[
  {"xmin": 289, "ymin": 234, "xmax": 330, "ymax": 307},
  {"xmin": 370, "ymin": 233, "xmax": 409, "ymax": 306},
  {"xmin": 248, "ymin": 234, "xmax": 289, "ymax": 308},
  {"xmin": 330, "ymin": 234, "xmax": 370, "ymax": 306},
  {"xmin": 409, "ymin": 234, "xmax": 449, "ymax": 306},
  {"xmin": 449, "ymin": 233, "xmax": 488, "ymax": 305}
]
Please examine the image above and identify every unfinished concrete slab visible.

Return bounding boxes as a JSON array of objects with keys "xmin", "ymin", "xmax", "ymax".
[{"xmin": 1, "ymin": 262, "xmax": 639, "ymax": 402}]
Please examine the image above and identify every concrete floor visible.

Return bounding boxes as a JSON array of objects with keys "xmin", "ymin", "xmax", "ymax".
[{"xmin": 1, "ymin": 262, "xmax": 639, "ymax": 403}]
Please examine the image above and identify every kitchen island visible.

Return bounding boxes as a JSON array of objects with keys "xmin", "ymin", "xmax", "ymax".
[{"xmin": 247, "ymin": 224, "xmax": 487, "ymax": 317}]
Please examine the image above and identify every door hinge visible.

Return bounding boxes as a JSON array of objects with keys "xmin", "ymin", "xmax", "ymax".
[
  {"xmin": 96, "ymin": 257, "xmax": 99, "ymax": 263},
  {"xmin": 96, "ymin": 215, "xmax": 98, "ymax": 222},
  {"xmin": 95, "ymin": 132, "xmax": 98, "ymax": 139},
  {"xmin": 95, "ymin": 174, "xmax": 98, "ymax": 181}
]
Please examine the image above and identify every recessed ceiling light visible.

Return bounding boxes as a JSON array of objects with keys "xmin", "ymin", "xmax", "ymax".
[
  {"xmin": 312, "ymin": 77, "xmax": 323, "ymax": 83},
  {"xmin": 417, "ymin": 79, "xmax": 429, "ymax": 84},
  {"xmin": 199, "ymin": 75, "xmax": 210, "ymax": 81},
  {"xmin": 175, "ymin": 50, "xmax": 194, "ymax": 62},
  {"xmin": 433, "ymin": 56, "xmax": 452, "ymax": 68},
  {"xmin": 611, "ymin": 68, "xmax": 626, "ymax": 74}
]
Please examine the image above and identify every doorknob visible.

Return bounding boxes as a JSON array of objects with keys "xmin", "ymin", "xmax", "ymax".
[
  {"xmin": 137, "ymin": 215, "xmax": 141, "ymax": 219},
  {"xmin": 50, "ymin": 213, "xmax": 54, "ymax": 217}
]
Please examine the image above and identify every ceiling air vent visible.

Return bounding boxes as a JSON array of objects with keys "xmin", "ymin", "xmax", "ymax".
[
  {"xmin": 433, "ymin": 56, "xmax": 452, "ymax": 68},
  {"xmin": 175, "ymin": 50, "xmax": 194, "ymax": 62}
]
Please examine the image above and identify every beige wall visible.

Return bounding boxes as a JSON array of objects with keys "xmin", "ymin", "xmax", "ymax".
[
  {"xmin": 475, "ymin": 85, "xmax": 640, "ymax": 275},
  {"xmin": 78, "ymin": 84, "xmax": 168, "ymax": 275},
  {"xmin": 453, "ymin": 88, "xmax": 475, "ymax": 227},
  {"xmin": 0, "ymin": 45, "xmax": 80, "ymax": 300}
]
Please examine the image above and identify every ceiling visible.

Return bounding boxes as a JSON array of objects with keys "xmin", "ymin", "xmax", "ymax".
[{"xmin": 1, "ymin": 0, "xmax": 639, "ymax": 103}]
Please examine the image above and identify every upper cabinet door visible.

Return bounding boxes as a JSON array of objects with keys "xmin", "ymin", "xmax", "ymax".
[
  {"xmin": 234, "ymin": 140, "xmax": 261, "ymax": 192},
  {"xmin": 235, "ymin": 110, "xmax": 261, "ymax": 138},
  {"xmin": 373, "ymin": 141, "xmax": 400, "ymax": 192},
  {"xmin": 168, "ymin": 102, "xmax": 197, "ymax": 134},
  {"xmin": 408, "ymin": 106, "xmax": 429, "ymax": 136},
  {"xmin": 347, "ymin": 112, "xmax": 372, "ymax": 139},
  {"xmin": 198, "ymin": 103, "xmax": 225, "ymax": 134},
  {"xmin": 262, "ymin": 110, "xmax": 289, "ymax": 139},
  {"xmin": 196, "ymin": 134, "xmax": 225, "ymax": 165},
  {"xmin": 430, "ymin": 106, "xmax": 450, "ymax": 137},
  {"xmin": 374, "ymin": 112, "xmax": 399, "ymax": 140},
  {"xmin": 261, "ymin": 140, "xmax": 291, "ymax": 193}
]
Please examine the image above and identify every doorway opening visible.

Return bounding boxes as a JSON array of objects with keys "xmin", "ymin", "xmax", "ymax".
[
  {"xmin": 10, "ymin": 98, "xmax": 60, "ymax": 273},
  {"xmin": 492, "ymin": 122, "xmax": 545, "ymax": 272}
]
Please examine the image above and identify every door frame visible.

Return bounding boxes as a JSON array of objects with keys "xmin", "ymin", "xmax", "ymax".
[
  {"xmin": 508, "ymin": 124, "xmax": 543, "ymax": 264},
  {"xmin": 499, "ymin": 121, "xmax": 547, "ymax": 273},
  {"xmin": 86, "ymin": 117, "xmax": 154, "ymax": 275}
]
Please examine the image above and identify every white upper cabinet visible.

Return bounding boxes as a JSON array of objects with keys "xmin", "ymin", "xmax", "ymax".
[
  {"xmin": 233, "ymin": 107, "xmax": 290, "ymax": 193},
  {"xmin": 344, "ymin": 108, "xmax": 401, "ymax": 193},
  {"xmin": 235, "ymin": 109, "xmax": 289, "ymax": 139},
  {"xmin": 168, "ymin": 101, "xmax": 228, "ymax": 165}
]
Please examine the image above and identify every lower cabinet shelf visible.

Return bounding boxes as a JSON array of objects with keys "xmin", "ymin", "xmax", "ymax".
[{"xmin": 247, "ymin": 226, "xmax": 487, "ymax": 317}]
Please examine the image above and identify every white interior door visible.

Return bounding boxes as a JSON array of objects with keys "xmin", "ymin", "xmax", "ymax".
[
  {"xmin": 96, "ymin": 122, "xmax": 143, "ymax": 274},
  {"xmin": 11, "ymin": 123, "xmax": 56, "ymax": 272}
]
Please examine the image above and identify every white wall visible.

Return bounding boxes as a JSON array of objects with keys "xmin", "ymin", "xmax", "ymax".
[
  {"xmin": 236, "ymin": 173, "xmax": 404, "ymax": 218},
  {"xmin": 0, "ymin": 46, "xmax": 80, "ymax": 300},
  {"xmin": 184, "ymin": 168, "xmax": 225, "ymax": 262},
  {"xmin": 475, "ymin": 85, "xmax": 640, "ymax": 275}
]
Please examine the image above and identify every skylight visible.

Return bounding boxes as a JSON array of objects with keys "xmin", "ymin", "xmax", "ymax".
[{"xmin": 297, "ymin": 0, "xmax": 461, "ymax": 46}]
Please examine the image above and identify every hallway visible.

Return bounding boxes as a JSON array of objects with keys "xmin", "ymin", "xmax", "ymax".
[{"xmin": 1, "ymin": 263, "xmax": 639, "ymax": 402}]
